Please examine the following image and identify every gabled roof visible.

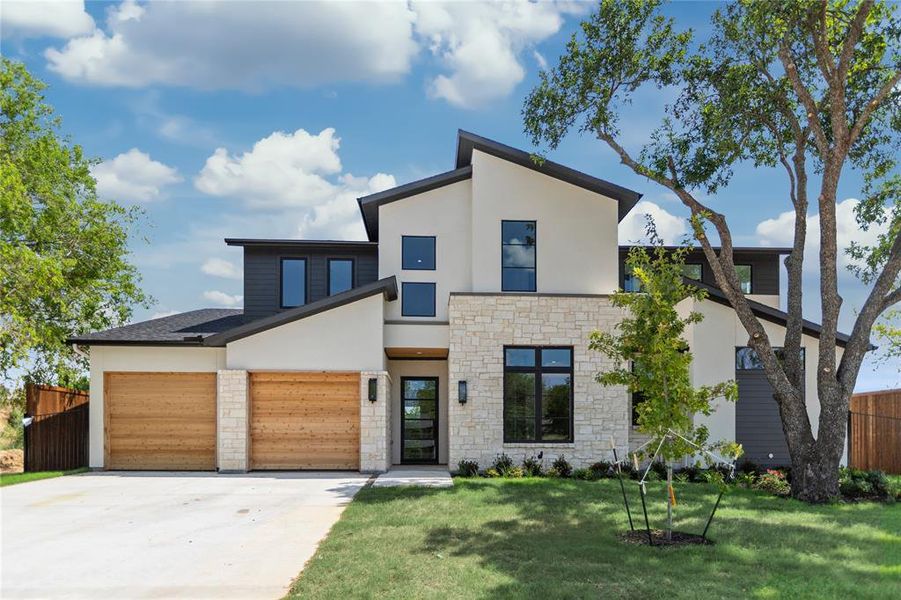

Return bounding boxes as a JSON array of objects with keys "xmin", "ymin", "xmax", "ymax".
[
  {"xmin": 67, "ymin": 309, "xmax": 244, "ymax": 346},
  {"xmin": 357, "ymin": 130, "xmax": 643, "ymax": 242},
  {"xmin": 202, "ymin": 276, "xmax": 397, "ymax": 346}
]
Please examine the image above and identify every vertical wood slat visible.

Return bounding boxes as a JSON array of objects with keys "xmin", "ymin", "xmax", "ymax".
[
  {"xmin": 849, "ymin": 389, "xmax": 901, "ymax": 475},
  {"xmin": 23, "ymin": 384, "xmax": 89, "ymax": 472}
]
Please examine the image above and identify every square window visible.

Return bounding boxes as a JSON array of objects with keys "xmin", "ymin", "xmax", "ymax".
[
  {"xmin": 401, "ymin": 282, "xmax": 436, "ymax": 317},
  {"xmin": 402, "ymin": 236, "xmax": 436, "ymax": 270},
  {"xmin": 502, "ymin": 220, "xmax": 536, "ymax": 292},
  {"xmin": 328, "ymin": 259, "xmax": 354, "ymax": 295},
  {"xmin": 280, "ymin": 258, "xmax": 306, "ymax": 308},
  {"xmin": 683, "ymin": 264, "xmax": 702, "ymax": 281}
]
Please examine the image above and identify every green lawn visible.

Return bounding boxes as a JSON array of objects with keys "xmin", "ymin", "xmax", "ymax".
[
  {"xmin": 0, "ymin": 467, "xmax": 88, "ymax": 487},
  {"xmin": 289, "ymin": 478, "xmax": 900, "ymax": 600}
]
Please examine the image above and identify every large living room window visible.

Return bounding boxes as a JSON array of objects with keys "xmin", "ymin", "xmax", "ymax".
[
  {"xmin": 503, "ymin": 346, "xmax": 573, "ymax": 443},
  {"xmin": 280, "ymin": 258, "xmax": 307, "ymax": 308},
  {"xmin": 502, "ymin": 220, "xmax": 536, "ymax": 292}
]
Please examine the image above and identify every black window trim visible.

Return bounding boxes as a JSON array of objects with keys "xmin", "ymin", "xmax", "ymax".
[
  {"xmin": 735, "ymin": 263, "xmax": 753, "ymax": 294},
  {"xmin": 501, "ymin": 219, "xmax": 537, "ymax": 293},
  {"xmin": 401, "ymin": 281, "xmax": 437, "ymax": 317},
  {"xmin": 326, "ymin": 257, "xmax": 356, "ymax": 296},
  {"xmin": 401, "ymin": 235, "xmax": 437, "ymax": 271},
  {"xmin": 279, "ymin": 256, "xmax": 309, "ymax": 309},
  {"xmin": 503, "ymin": 345, "xmax": 574, "ymax": 443}
]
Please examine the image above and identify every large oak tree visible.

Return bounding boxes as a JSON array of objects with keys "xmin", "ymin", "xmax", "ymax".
[{"xmin": 524, "ymin": 0, "xmax": 899, "ymax": 501}]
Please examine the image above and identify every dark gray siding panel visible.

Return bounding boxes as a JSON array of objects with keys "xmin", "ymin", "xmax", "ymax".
[
  {"xmin": 735, "ymin": 369, "xmax": 798, "ymax": 467},
  {"xmin": 242, "ymin": 246, "xmax": 378, "ymax": 322}
]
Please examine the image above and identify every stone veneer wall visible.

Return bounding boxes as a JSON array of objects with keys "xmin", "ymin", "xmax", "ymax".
[
  {"xmin": 360, "ymin": 371, "xmax": 391, "ymax": 473},
  {"xmin": 217, "ymin": 369, "xmax": 249, "ymax": 472},
  {"xmin": 448, "ymin": 294, "xmax": 630, "ymax": 470}
]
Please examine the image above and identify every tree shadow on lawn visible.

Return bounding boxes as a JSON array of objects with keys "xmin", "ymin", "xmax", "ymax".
[{"xmin": 400, "ymin": 479, "xmax": 900, "ymax": 599}]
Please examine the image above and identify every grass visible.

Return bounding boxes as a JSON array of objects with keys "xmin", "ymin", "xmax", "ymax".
[
  {"xmin": 289, "ymin": 478, "xmax": 901, "ymax": 600},
  {"xmin": 0, "ymin": 467, "xmax": 88, "ymax": 487}
]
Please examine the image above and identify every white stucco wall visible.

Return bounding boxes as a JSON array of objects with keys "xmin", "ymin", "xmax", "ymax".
[
  {"xmin": 87, "ymin": 345, "xmax": 227, "ymax": 468},
  {"xmin": 226, "ymin": 294, "xmax": 386, "ymax": 371},
  {"xmin": 383, "ymin": 322, "xmax": 449, "ymax": 349},
  {"xmin": 470, "ymin": 150, "xmax": 620, "ymax": 294},
  {"xmin": 378, "ymin": 179, "xmax": 472, "ymax": 321},
  {"xmin": 387, "ymin": 359, "xmax": 449, "ymax": 465}
]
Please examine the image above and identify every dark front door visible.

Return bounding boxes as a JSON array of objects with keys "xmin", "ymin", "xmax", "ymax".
[{"xmin": 401, "ymin": 377, "xmax": 439, "ymax": 464}]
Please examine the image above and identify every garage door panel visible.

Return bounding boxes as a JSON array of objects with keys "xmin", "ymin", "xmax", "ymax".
[
  {"xmin": 105, "ymin": 372, "xmax": 216, "ymax": 471},
  {"xmin": 250, "ymin": 372, "xmax": 360, "ymax": 470}
]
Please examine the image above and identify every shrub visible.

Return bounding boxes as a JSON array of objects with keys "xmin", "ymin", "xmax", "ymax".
[
  {"xmin": 738, "ymin": 460, "xmax": 762, "ymax": 476},
  {"xmin": 589, "ymin": 461, "xmax": 614, "ymax": 478},
  {"xmin": 573, "ymin": 468, "xmax": 595, "ymax": 480},
  {"xmin": 650, "ymin": 460, "xmax": 668, "ymax": 480},
  {"xmin": 839, "ymin": 467, "xmax": 891, "ymax": 500},
  {"xmin": 755, "ymin": 469, "xmax": 791, "ymax": 496},
  {"xmin": 550, "ymin": 455, "xmax": 572, "ymax": 478},
  {"xmin": 522, "ymin": 455, "xmax": 543, "ymax": 477},
  {"xmin": 505, "ymin": 466, "xmax": 525, "ymax": 478},
  {"xmin": 736, "ymin": 472, "xmax": 757, "ymax": 488},
  {"xmin": 485, "ymin": 468, "xmax": 501, "ymax": 478},
  {"xmin": 457, "ymin": 459, "xmax": 479, "ymax": 477},
  {"xmin": 675, "ymin": 465, "xmax": 702, "ymax": 482},
  {"xmin": 491, "ymin": 453, "xmax": 515, "ymax": 476},
  {"xmin": 674, "ymin": 472, "xmax": 690, "ymax": 484}
]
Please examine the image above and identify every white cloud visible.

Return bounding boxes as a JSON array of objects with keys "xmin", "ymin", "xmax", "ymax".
[
  {"xmin": 194, "ymin": 127, "xmax": 396, "ymax": 239},
  {"xmin": 618, "ymin": 200, "xmax": 689, "ymax": 245},
  {"xmin": 755, "ymin": 198, "xmax": 889, "ymax": 272},
  {"xmin": 202, "ymin": 290, "xmax": 243, "ymax": 308},
  {"xmin": 1, "ymin": 1, "xmax": 94, "ymax": 39},
  {"xmin": 92, "ymin": 148, "xmax": 182, "ymax": 202},
  {"xmin": 201, "ymin": 258, "xmax": 241, "ymax": 280},
  {"xmin": 150, "ymin": 309, "xmax": 180, "ymax": 320},
  {"xmin": 45, "ymin": 1, "xmax": 417, "ymax": 90}
]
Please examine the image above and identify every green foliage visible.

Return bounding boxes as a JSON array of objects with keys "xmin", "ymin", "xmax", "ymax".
[
  {"xmin": 457, "ymin": 459, "xmax": 479, "ymax": 477},
  {"xmin": 839, "ymin": 467, "xmax": 893, "ymax": 501},
  {"xmin": 550, "ymin": 455, "xmax": 572, "ymax": 478},
  {"xmin": 755, "ymin": 469, "xmax": 792, "ymax": 496},
  {"xmin": 590, "ymin": 226, "xmax": 739, "ymax": 462},
  {"xmin": 485, "ymin": 468, "xmax": 501, "ymax": 478},
  {"xmin": 491, "ymin": 453, "xmax": 515, "ymax": 475},
  {"xmin": 0, "ymin": 58, "xmax": 149, "ymax": 383},
  {"xmin": 522, "ymin": 455, "xmax": 543, "ymax": 477},
  {"xmin": 0, "ymin": 384, "xmax": 25, "ymax": 450}
]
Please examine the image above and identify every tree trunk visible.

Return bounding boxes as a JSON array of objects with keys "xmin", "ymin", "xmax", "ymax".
[
  {"xmin": 666, "ymin": 464, "xmax": 673, "ymax": 540},
  {"xmin": 791, "ymin": 446, "xmax": 841, "ymax": 502}
]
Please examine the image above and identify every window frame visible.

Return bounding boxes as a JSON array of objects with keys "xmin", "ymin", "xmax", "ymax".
[
  {"xmin": 326, "ymin": 257, "xmax": 355, "ymax": 296},
  {"xmin": 501, "ymin": 220, "xmax": 537, "ymax": 292},
  {"xmin": 401, "ymin": 282, "xmax": 437, "ymax": 317},
  {"xmin": 401, "ymin": 235, "xmax": 437, "ymax": 271},
  {"xmin": 279, "ymin": 256, "xmax": 308, "ymax": 309},
  {"xmin": 735, "ymin": 264, "xmax": 753, "ymax": 294},
  {"xmin": 502, "ymin": 345, "xmax": 574, "ymax": 443}
]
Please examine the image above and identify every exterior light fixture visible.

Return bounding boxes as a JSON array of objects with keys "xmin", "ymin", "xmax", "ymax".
[
  {"xmin": 368, "ymin": 378, "xmax": 378, "ymax": 402},
  {"xmin": 458, "ymin": 380, "xmax": 468, "ymax": 404}
]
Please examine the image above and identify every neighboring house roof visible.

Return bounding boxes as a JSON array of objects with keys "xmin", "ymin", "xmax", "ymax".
[
  {"xmin": 67, "ymin": 309, "xmax": 244, "ymax": 346},
  {"xmin": 225, "ymin": 238, "xmax": 377, "ymax": 250},
  {"xmin": 357, "ymin": 130, "xmax": 643, "ymax": 242},
  {"xmin": 619, "ymin": 245, "xmax": 795, "ymax": 254},
  {"xmin": 202, "ymin": 276, "xmax": 398, "ymax": 346}
]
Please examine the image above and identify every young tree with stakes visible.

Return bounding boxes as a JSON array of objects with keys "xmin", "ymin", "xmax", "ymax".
[
  {"xmin": 591, "ymin": 224, "xmax": 740, "ymax": 541},
  {"xmin": 525, "ymin": 0, "xmax": 900, "ymax": 502}
]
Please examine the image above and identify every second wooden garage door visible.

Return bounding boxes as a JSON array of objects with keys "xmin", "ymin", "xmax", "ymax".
[
  {"xmin": 105, "ymin": 372, "xmax": 217, "ymax": 470},
  {"xmin": 250, "ymin": 372, "xmax": 360, "ymax": 470}
]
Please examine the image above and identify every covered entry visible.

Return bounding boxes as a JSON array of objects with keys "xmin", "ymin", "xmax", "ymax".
[
  {"xmin": 250, "ymin": 372, "xmax": 360, "ymax": 470},
  {"xmin": 104, "ymin": 372, "xmax": 217, "ymax": 470}
]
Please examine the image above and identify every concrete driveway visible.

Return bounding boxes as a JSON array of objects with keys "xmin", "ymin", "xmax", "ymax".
[{"xmin": 1, "ymin": 471, "xmax": 368, "ymax": 599}]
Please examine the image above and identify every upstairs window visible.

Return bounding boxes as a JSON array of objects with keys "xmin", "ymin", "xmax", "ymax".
[
  {"xmin": 402, "ymin": 236, "xmax": 436, "ymax": 270},
  {"xmin": 402, "ymin": 282, "xmax": 436, "ymax": 317},
  {"xmin": 735, "ymin": 264, "xmax": 752, "ymax": 293},
  {"xmin": 683, "ymin": 264, "xmax": 703, "ymax": 281},
  {"xmin": 623, "ymin": 265, "xmax": 641, "ymax": 292},
  {"xmin": 280, "ymin": 258, "xmax": 307, "ymax": 308},
  {"xmin": 502, "ymin": 220, "xmax": 536, "ymax": 292},
  {"xmin": 328, "ymin": 259, "xmax": 354, "ymax": 296}
]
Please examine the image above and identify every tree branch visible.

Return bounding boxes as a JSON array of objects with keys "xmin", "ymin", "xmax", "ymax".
[
  {"xmin": 848, "ymin": 70, "xmax": 901, "ymax": 147},
  {"xmin": 837, "ymin": 0, "xmax": 874, "ymax": 79},
  {"xmin": 778, "ymin": 40, "xmax": 830, "ymax": 156}
]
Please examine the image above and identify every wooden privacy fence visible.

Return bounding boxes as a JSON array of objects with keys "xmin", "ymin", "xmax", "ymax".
[
  {"xmin": 849, "ymin": 389, "xmax": 901, "ymax": 475},
  {"xmin": 24, "ymin": 384, "xmax": 90, "ymax": 472}
]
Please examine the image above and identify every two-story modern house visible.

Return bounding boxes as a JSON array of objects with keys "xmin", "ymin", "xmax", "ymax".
[{"xmin": 70, "ymin": 131, "xmax": 848, "ymax": 473}]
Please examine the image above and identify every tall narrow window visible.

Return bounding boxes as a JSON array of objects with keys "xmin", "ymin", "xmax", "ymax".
[
  {"xmin": 502, "ymin": 220, "xmax": 536, "ymax": 292},
  {"xmin": 735, "ymin": 264, "xmax": 752, "ymax": 293},
  {"xmin": 280, "ymin": 258, "xmax": 306, "ymax": 308},
  {"xmin": 623, "ymin": 265, "xmax": 642, "ymax": 292},
  {"xmin": 402, "ymin": 236, "xmax": 436, "ymax": 270},
  {"xmin": 503, "ymin": 346, "xmax": 573, "ymax": 442},
  {"xmin": 328, "ymin": 259, "xmax": 354, "ymax": 296}
]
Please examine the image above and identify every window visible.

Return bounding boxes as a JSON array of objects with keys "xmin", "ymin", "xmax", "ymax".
[
  {"xmin": 402, "ymin": 236, "xmax": 436, "ymax": 270},
  {"xmin": 736, "ymin": 347, "xmax": 805, "ymax": 370},
  {"xmin": 401, "ymin": 282, "xmax": 436, "ymax": 317},
  {"xmin": 736, "ymin": 264, "xmax": 752, "ymax": 294},
  {"xmin": 623, "ymin": 265, "xmax": 641, "ymax": 292},
  {"xmin": 502, "ymin": 220, "xmax": 536, "ymax": 292},
  {"xmin": 280, "ymin": 258, "xmax": 306, "ymax": 308},
  {"xmin": 328, "ymin": 259, "xmax": 354, "ymax": 296},
  {"xmin": 503, "ymin": 346, "xmax": 573, "ymax": 443},
  {"xmin": 683, "ymin": 264, "xmax": 703, "ymax": 281}
]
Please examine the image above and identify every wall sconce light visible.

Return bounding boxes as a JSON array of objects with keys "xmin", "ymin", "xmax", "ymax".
[
  {"xmin": 368, "ymin": 378, "xmax": 378, "ymax": 402},
  {"xmin": 458, "ymin": 380, "xmax": 468, "ymax": 404}
]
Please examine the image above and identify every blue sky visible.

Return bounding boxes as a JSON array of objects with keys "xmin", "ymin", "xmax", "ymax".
[{"xmin": 2, "ymin": 1, "xmax": 896, "ymax": 390}]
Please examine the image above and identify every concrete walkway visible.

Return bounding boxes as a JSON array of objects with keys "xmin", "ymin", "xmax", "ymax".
[
  {"xmin": 372, "ymin": 465, "xmax": 453, "ymax": 488},
  {"xmin": 1, "ymin": 471, "xmax": 367, "ymax": 599}
]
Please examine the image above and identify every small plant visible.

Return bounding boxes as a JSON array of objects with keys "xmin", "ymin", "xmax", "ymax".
[
  {"xmin": 457, "ymin": 459, "xmax": 479, "ymax": 477},
  {"xmin": 589, "ymin": 461, "xmax": 614, "ymax": 478},
  {"xmin": 755, "ymin": 469, "xmax": 791, "ymax": 496},
  {"xmin": 839, "ymin": 467, "xmax": 890, "ymax": 500},
  {"xmin": 573, "ymin": 467, "xmax": 594, "ymax": 480},
  {"xmin": 674, "ymin": 472, "xmax": 690, "ymax": 484},
  {"xmin": 735, "ymin": 472, "xmax": 757, "ymax": 488},
  {"xmin": 738, "ymin": 460, "xmax": 761, "ymax": 476},
  {"xmin": 550, "ymin": 455, "xmax": 573, "ymax": 478},
  {"xmin": 485, "ymin": 468, "xmax": 501, "ymax": 478},
  {"xmin": 505, "ymin": 466, "xmax": 525, "ymax": 478},
  {"xmin": 650, "ymin": 460, "xmax": 668, "ymax": 480},
  {"xmin": 491, "ymin": 453, "xmax": 515, "ymax": 476},
  {"xmin": 522, "ymin": 455, "xmax": 543, "ymax": 477}
]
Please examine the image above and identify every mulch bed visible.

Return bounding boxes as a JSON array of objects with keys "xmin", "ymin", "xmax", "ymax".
[{"xmin": 620, "ymin": 529, "xmax": 713, "ymax": 547}]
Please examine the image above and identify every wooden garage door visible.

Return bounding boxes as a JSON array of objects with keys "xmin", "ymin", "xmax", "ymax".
[
  {"xmin": 250, "ymin": 372, "xmax": 360, "ymax": 470},
  {"xmin": 105, "ymin": 372, "xmax": 216, "ymax": 470}
]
